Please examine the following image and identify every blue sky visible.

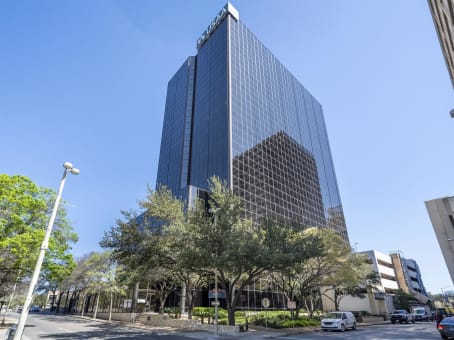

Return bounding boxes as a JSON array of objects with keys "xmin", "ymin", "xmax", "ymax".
[{"xmin": 1, "ymin": 0, "xmax": 453, "ymax": 294}]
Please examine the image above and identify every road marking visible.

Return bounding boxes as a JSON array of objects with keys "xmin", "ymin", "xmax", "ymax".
[{"xmin": 58, "ymin": 327, "xmax": 75, "ymax": 333}]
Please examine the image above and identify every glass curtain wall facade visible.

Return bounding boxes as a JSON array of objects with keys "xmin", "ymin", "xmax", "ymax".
[{"xmin": 156, "ymin": 3, "xmax": 349, "ymax": 243}]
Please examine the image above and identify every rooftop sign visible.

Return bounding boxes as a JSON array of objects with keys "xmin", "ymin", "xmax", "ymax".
[{"xmin": 197, "ymin": 2, "xmax": 239, "ymax": 50}]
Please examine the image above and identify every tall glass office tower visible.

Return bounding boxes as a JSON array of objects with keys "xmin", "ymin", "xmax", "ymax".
[{"xmin": 156, "ymin": 3, "xmax": 349, "ymax": 243}]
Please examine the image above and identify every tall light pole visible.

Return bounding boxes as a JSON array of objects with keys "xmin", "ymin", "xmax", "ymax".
[{"xmin": 14, "ymin": 162, "xmax": 79, "ymax": 340}]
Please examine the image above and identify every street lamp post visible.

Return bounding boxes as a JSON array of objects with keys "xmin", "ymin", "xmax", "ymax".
[{"xmin": 13, "ymin": 162, "xmax": 79, "ymax": 340}]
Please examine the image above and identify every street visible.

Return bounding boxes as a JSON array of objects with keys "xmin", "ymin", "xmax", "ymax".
[
  {"xmin": 277, "ymin": 322, "xmax": 441, "ymax": 340},
  {"xmin": 5, "ymin": 313, "xmax": 443, "ymax": 340},
  {"xmin": 12, "ymin": 313, "xmax": 194, "ymax": 340}
]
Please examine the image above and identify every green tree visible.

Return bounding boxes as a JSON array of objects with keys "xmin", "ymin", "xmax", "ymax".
[
  {"xmin": 0, "ymin": 174, "xmax": 77, "ymax": 297},
  {"xmin": 393, "ymin": 289, "xmax": 418, "ymax": 311},
  {"xmin": 141, "ymin": 187, "xmax": 209, "ymax": 318},
  {"xmin": 319, "ymin": 236, "xmax": 374, "ymax": 311},
  {"xmin": 185, "ymin": 178, "xmax": 290, "ymax": 325},
  {"xmin": 102, "ymin": 186, "xmax": 207, "ymax": 317},
  {"xmin": 63, "ymin": 251, "xmax": 122, "ymax": 319},
  {"xmin": 270, "ymin": 226, "xmax": 339, "ymax": 318}
]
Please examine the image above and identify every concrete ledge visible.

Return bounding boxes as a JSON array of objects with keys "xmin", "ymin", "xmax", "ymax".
[
  {"xmin": 138, "ymin": 313, "xmax": 240, "ymax": 336},
  {"xmin": 362, "ymin": 316, "xmax": 386, "ymax": 323},
  {"xmin": 84, "ymin": 312, "xmax": 135, "ymax": 323}
]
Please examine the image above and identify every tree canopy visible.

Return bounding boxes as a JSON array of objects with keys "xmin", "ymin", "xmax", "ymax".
[
  {"xmin": 0, "ymin": 174, "xmax": 78, "ymax": 297},
  {"xmin": 101, "ymin": 177, "xmax": 372, "ymax": 325}
]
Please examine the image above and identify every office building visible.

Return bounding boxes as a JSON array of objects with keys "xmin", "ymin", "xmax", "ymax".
[
  {"xmin": 156, "ymin": 3, "xmax": 349, "ymax": 242},
  {"xmin": 428, "ymin": 0, "xmax": 454, "ymax": 88},
  {"xmin": 425, "ymin": 196, "xmax": 454, "ymax": 284}
]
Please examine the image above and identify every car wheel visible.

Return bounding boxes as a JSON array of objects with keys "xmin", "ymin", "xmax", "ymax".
[
  {"xmin": 352, "ymin": 322, "xmax": 357, "ymax": 330},
  {"xmin": 340, "ymin": 324, "xmax": 346, "ymax": 332},
  {"xmin": 391, "ymin": 320, "xmax": 396, "ymax": 324},
  {"xmin": 412, "ymin": 319, "xmax": 415, "ymax": 324},
  {"xmin": 441, "ymin": 335, "xmax": 448, "ymax": 340}
]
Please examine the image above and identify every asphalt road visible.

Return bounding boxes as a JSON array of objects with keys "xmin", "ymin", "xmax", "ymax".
[
  {"xmin": 5, "ymin": 313, "xmax": 444, "ymax": 340},
  {"xmin": 276, "ymin": 322, "xmax": 442, "ymax": 340},
  {"xmin": 14, "ymin": 313, "xmax": 195, "ymax": 340}
]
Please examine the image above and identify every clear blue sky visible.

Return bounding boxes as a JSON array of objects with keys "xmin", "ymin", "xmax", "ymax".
[{"xmin": 1, "ymin": 0, "xmax": 453, "ymax": 294}]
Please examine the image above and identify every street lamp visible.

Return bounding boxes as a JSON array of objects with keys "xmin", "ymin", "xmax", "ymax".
[{"xmin": 13, "ymin": 162, "xmax": 79, "ymax": 340}]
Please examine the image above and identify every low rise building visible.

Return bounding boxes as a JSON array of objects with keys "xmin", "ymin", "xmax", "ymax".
[{"xmin": 321, "ymin": 250, "xmax": 429, "ymax": 315}]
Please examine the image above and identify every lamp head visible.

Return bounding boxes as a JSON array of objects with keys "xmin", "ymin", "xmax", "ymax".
[
  {"xmin": 63, "ymin": 162, "xmax": 73, "ymax": 169},
  {"xmin": 70, "ymin": 168, "xmax": 80, "ymax": 175}
]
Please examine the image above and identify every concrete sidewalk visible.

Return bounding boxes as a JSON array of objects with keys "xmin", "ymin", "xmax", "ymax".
[
  {"xmin": 0, "ymin": 315, "xmax": 17, "ymax": 340},
  {"xmin": 175, "ymin": 318, "xmax": 390, "ymax": 339}
]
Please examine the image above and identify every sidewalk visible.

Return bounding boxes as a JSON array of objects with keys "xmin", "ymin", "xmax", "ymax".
[
  {"xmin": 124, "ymin": 317, "xmax": 389, "ymax": 339},
  {"xmin": 0, "ymin": 315, "xmax": 17, "ymax": 340},
  {"xmin": 172, "ymin": 318, "xmax": 390, "ymax": 339}
]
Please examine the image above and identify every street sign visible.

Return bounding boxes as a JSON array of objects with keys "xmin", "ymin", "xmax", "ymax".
[
  {"xmin": 287, "ymin": 300, "xmax": 296, "ymax": 309},
  {"xmin": 211, "ymin": 301, "xmax": 220, "ymax": 306},
  {"xmin": 209, "ymin": 289, "xmax": 226, "ymax": 299},
  {"xmin": 261, "ymin": 297, "xmax": 270, "ymax": 308}
]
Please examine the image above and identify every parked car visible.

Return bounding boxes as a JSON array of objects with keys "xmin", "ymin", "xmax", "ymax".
[
  {"xmin": 438, "ymin": 316, "xmax": 454, "ymax": 339},
  {"xmin": 413, "ymin": 306, "xmax": 433, "ymax": 321},
  {"xmin": 321, "ymin": 311, "xmax": 357, "ymax": 331},
  {"xmin": 390, "ymin": 309, "xmax": 415, "ymax": 324},
  {"xmin": 29, "ymin": 306, "xmax": 40, "ymax": 312}
]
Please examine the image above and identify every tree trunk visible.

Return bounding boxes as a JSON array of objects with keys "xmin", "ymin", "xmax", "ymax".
[
  {"xmin": 63, "ymin": 290, "xmax": 70, "ymax": 314},
  {"xmin": 132, "ymin": 282, "xmax": 139, "ymax": 313},
  {"xmin": 56, "ymin": 292, "xmax": 63, "ymax": 313},
  {"xmin": 334, "ymin": 290, "xmax": 339, "ymax": 311},
  {"xmin": 80, "ymin": 294, "xmax": 86, "ymax": 317},
  {"xmin": 109, "ymin": 292, "xmax": 113, "ymax": 322},
  {"xmin": 180, "ymin": 283, "xmax": 186, "ymax": 317},
  {"xmin": 6, "ymin": 281, "xmax": 18, "ymax": 313},
  {"xmin": 93, "ymin": 293, "xmax": 99, "ymax": 319},
  {"xmin": 227, "ymin": 308, "xmax": 235, "ymax": 326},
  {"xmin": 225, "ymin": 286, "xmax": 237, "ymax": 326},
  {"xmin": 52, "ymin": 288, "xmax": 58, "ymax": 312},
  {"xmin": 159, "ymin": 298, "xmax": 166, "ymax": 315}
]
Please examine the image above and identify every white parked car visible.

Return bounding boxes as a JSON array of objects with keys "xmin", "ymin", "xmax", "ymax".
[{"xmin": 321, "ymin": 311, "xmax": 357, "ymax": 331}]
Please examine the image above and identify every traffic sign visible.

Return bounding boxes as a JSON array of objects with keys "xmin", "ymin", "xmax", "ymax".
[{"xmin": 261, "ymin": 297, "xmax": 270, "ymax": 308}]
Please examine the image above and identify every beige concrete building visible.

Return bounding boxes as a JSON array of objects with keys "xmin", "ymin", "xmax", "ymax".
[
  {"xmin": 428, "ymin": 0, "xmax": 454, "ymax": 88},
  {"xmin": 321, "ymin": 250, "xmax": 430, "ymax": 314},
  {"xmin": 321, "ymin": 250, "xmax": 397, "ymax": 315},
  {"xmin": 425, "ymin": 196, "xmax": 454, "ymax": 284}
]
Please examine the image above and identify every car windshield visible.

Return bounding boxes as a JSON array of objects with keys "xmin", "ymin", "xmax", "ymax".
[
  {"xmin": 392, "ymin": 310, "xmax": 405, "ymax": 314},
  {"xmin": 414, "ymin": 310, "xmax": 424, "ymax": 314},
  {"xmin": 325, "ymin": 313, "xmax": 342, "ymax": 319}
]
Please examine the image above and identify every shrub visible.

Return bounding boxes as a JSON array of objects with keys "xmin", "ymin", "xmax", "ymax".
[
  {"xmin": 280, "ymin": 319, "xmax": 319, "ymax": 328},
  {"xmin": 251, "ymin": 312, "xmax": 319, "ymax": 329},
  {"xmin": 163, "ymin": 307, "xmax": 180, "ymax": 318},
  {"xmin": 192, "ymin": 307, "xmax": 228, "ymax": 324}
]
